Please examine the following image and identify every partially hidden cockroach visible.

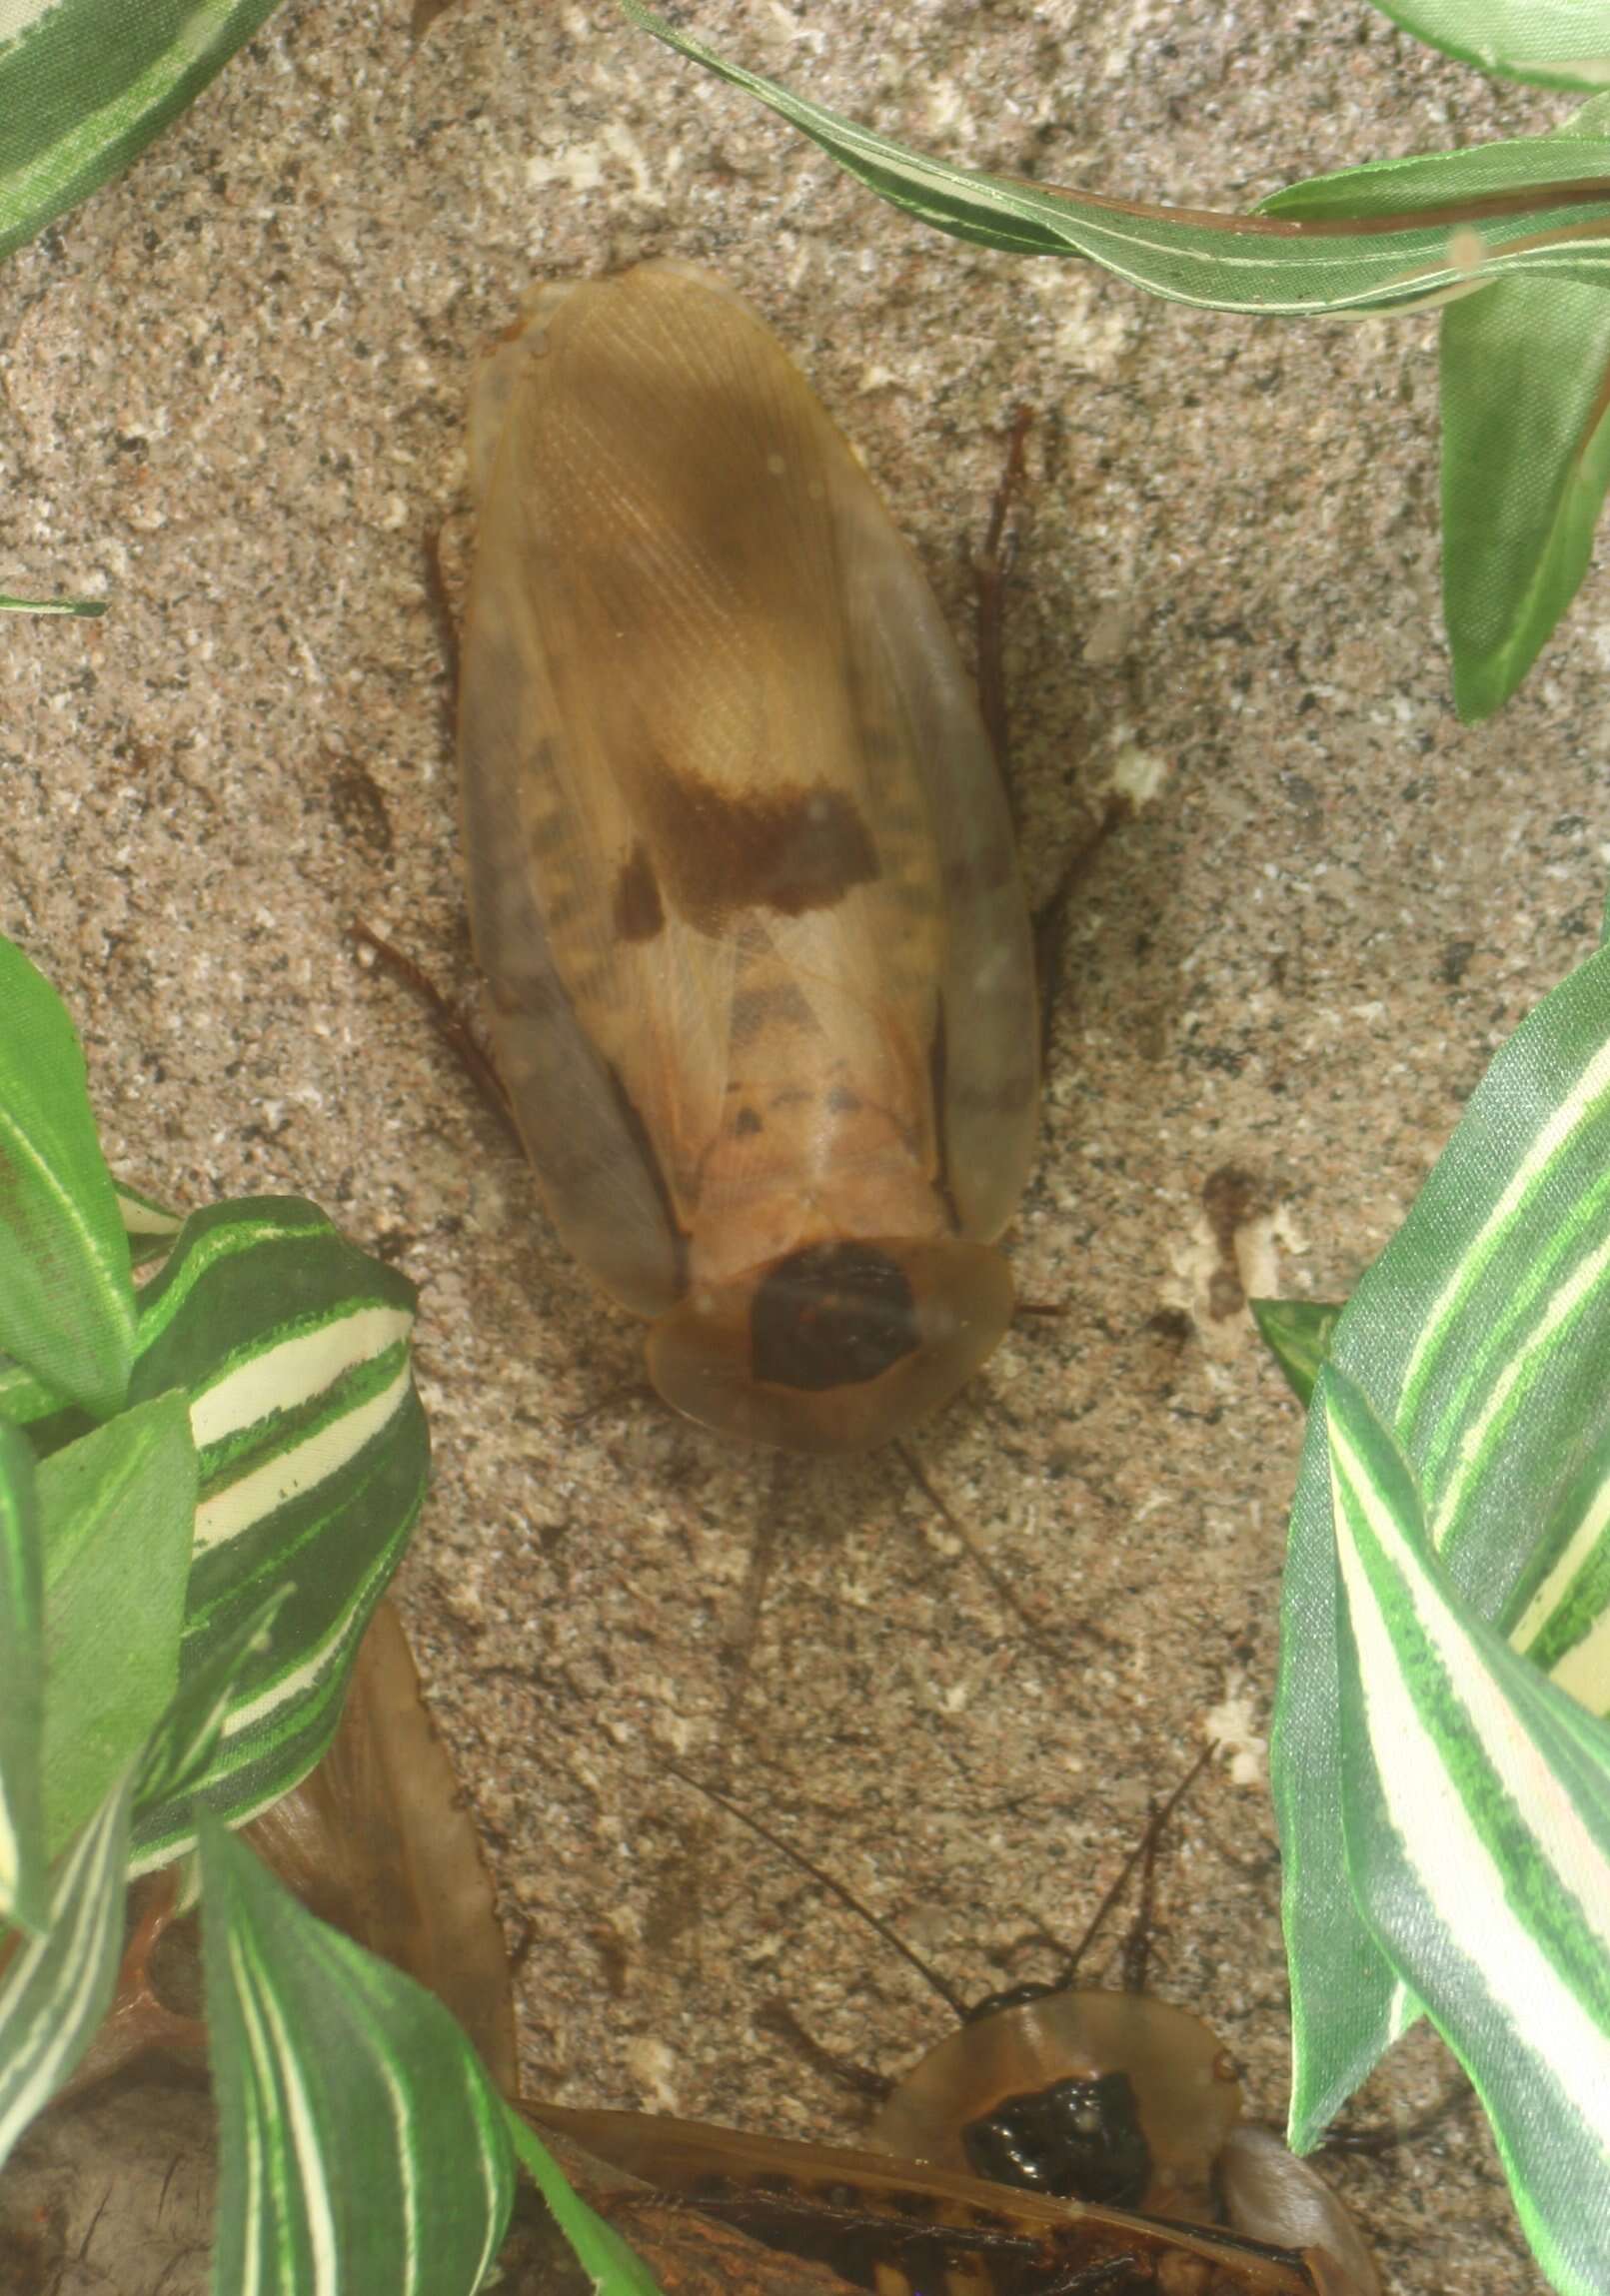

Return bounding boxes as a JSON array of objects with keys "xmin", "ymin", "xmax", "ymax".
[
  {"xmin": 459, "ymin": 263, "xmax": 1039, "ymax": 1453},
  {"xmin": 528, "ymin": 1759, "xmax": 1380, "ymax": 2296}
]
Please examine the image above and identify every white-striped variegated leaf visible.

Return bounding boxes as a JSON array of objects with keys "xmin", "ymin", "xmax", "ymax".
[
  {"xmin": 0, "ymin": 1186, "xmax": 426, "ymax": 1863},
  {"xmin": 1322, "ymin": 1365, "xmax": 1610, "ymax": 2296},
  {"xmin": 622, "ymin": 3, "xmax": 1610, "ymax": 316},
  {"xmin": 0, "ymin": 937, "xmax": 135, "ymax": 1420},
  {"xmin": 0, "ymin": 1590, "xmax": 283, "ymax": 2172},
  {"xmin": 200, "ymin": 1819, "xmax": 515, "ymax": 2296},
  {"xmin": 116, "ymin": 1179, "xmax": 183, "ymax": 1270},
  {"xmin": 0, "ymin": 1422, "xmax": 46, "ymax": 1932},
  {"xmin": 120, "ymin": 1197, "xmax": 430, "ymax": 1867},
  {"xmin": 1274, "ymin": 940, "xmax": 1610, "ymax": 2294},
  {"xmin": 0, "ymin": 1766, "xmax": 132, "ymax": 2171},
  {"xmin": 0, "ymin": 0, "xmax": 285, "ymax": 266}
]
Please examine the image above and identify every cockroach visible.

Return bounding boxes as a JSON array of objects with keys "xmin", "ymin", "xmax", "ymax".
[
  {"xmin": 532, "ymin": 1756, "xmax": 1378, "ymax": 2296},
  {"xmin": 458, "ymin": 262, "xmax": 1039, "ymax": 1454}
]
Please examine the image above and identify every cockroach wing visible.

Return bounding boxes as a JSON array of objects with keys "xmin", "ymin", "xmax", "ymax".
[
  {"xmin": 460, "ymin": 295, "xmax": 685, "ymax": 1317},
  {"xmin": 824, "ymin": 418, "xmax": 1038, "ymax": 1243},
  {"xmin": 524, "ymin": 2104, "xmax": 1325, "ymax": 2294},
  {"xmin": 1217, "ymin": 2129, "xmax": 1381, "ymax": 2296},
  {"xmin": 459, "ymin": 263, "xmax": 1036, "ymax": 1331}
]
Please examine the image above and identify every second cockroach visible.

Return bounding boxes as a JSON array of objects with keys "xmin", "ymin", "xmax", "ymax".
[{"xmin": 458, "ymin": 262, "xmax": 1039, "ymax": 1454}]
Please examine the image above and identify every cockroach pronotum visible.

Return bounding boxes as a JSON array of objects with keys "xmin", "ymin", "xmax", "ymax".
[{"xmin": 458, "ymin": 262, "xmax": 1039, "ymax": 1454}]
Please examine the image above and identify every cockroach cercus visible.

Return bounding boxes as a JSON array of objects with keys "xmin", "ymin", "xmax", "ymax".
[{"xmin": 458, "ymin": 262, "xmax": 1039, "ymax": 1454}]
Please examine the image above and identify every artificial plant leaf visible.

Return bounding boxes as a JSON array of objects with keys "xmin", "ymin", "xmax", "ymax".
[
  {"xmin": 1274, "ymin": 937, "xmax": 1610, "ymax": 2291},
  {"xmin": 200, "ymin": 1819, "xmax": 514, "ymax": 2296},
  {"xmin": 114, "ymin": 1179, "xmax": 183, "ymax": 1270},
  {"xmin": 0, "ymin": 592, "xmax": 105, "ymax": 615},
  {"xmin": 0, "ymin": 936, "xmax": 135, "ymax": 1419},
  {"xmin": 1323, "ymin": 1364, "xmax": 1610, "ymax": 2296},
  {"xmin": 622, "ymin": 3, "xmax": 1610, "ymax": 314},
  {"xmin": 1439, "ymin": 273, "xmax": 1610, "ymax": 720},
  {"xmin": 0, "ymin": 1423, "xmax": 46, "ymax": 1931},
  {"xmin": 38, "ymin": 1391, "xmax": 197, "ymax": 1853},
  {"xmin": 0, "ymin": 1590, "xmax": 284, "ymax": 2172},
  {"xmin": 0, "ymin": 1192, "xmax": 428, "ymax": 1863},
  {"xmin": 506, "ymin": 2109, "xmax": 668, "ymax": 2296},
  {"xmin": 125, "ymin": 1196, "xmax": 430, "ymax": 1867},
  {"xmin": 1366, "ymin": 1, "xmax": 1610, "ymax": 92},
  {"xmin": 0, "ymin": 1768, "xmax": 133, "ymax": 2172},
  {"xmin": 1249, "ymin": 1299, "xmax": 1344, "ymax": 1408},
  {"xmin": 0, "ymin": 1177, "xmax": 183, "ymax": 1428},
  {"xmin": 0, "ymin": 0, "xmax": 286, "ymax": 266},
  {"xmin": 244, "ymin": 1598, "xmax": 518, "ymax": 2094}
]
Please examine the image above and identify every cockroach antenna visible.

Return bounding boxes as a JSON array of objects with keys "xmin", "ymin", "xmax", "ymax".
[
  {"xmin": 664, "ymin": 1759, "xmax": 970, "ymax": 2021},
  {"xmin": 666, "ymin": 1739, "xmax": 1220, "ymax": 2025}
]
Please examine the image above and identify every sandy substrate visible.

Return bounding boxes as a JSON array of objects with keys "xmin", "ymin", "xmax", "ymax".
[{"xmin": 2, "ymin": 3, "xmax": 1594, "ymax": 2289}]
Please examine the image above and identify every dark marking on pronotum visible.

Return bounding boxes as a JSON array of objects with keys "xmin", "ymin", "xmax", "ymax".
[
  {"xmin": 734, "ymin": 1106, "xmax": 765, "ymax": 1137},
  {"xmin": 614, "ymin": 840, "xmax": 666, "ymax": 942},
  {"xmin": 634, "ymin": 758, "xmax": 879, "ymax": 932},
  {"xmin": 751, "ymin": 1241, "xmax": 921, "ymax": 1393}
]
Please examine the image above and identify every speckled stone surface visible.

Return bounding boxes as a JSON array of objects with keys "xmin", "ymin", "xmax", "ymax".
[{"xmin": 1, "ymin": 3, "xmax": 1594, "ymax": 2290}]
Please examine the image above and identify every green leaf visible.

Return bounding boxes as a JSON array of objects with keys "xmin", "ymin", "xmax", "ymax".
[
  {"xmin": 0, "ymin": 1765, "xmax": 133, "ymax": 2171},
  {"xmin": 38, "ymin": 1391, "xmax": 197, "ymax": 1852},
  {"xmin": 0, "ymin": 937, "xmax": 135, "ymax": 1419},
  {"xmin": 1250, "ymin": 1298, "xmax": 1344, "ymax": 1408},
  {"xmin": 1273, "ymin": 939, "xmax": 1610, "ymax": 2294},
  {"xmin": 1439, "ymin": 274, "xmax": 1610, "ymax": 720},
  {"xmin": 622, "ymin": 3, "xmax": 1610, "ymax": 315},
  {"xmin": 200, "ymin": 1820, "xmax": 515, "ymax": 2296},
  {"xmin": 0, "ymin": 0, "xmax": 286, "ymax": 266},
  {"xmin": 1322, "ymin": 1364, "xmax": 1610, "ymax": 2296},
  {"xmin": 0, "ymin": 1192, "xmax": 429, "ymax": 1861},
  {"xmin": 114, "ymin": 1179, "xmax": 183, "ymax": 1270},
  {"xmin": 1259, "ymin": 125, "xmax": 1610, "ymax": 226},
  {"xmin": 135, "ymin": 1585, "xmax": 290, "ymax": 1819},
  {"xmin": 1367, "ymin": 2, "xmax": 1610, "ymax": 92},
  {"xmin": 506, "ymin": 2108, "xmax": 668, "ymax": 2296},
  {"xmin": 0, "ymin": 1423, "xmax": 46, "ymax": 1931},
  {"xmin": 127, "ymin": 1197, "xmax": 430, "ymax": 1867},
  {"xmin": 0, "ymin": 1588, "xmax": 283, "ymax": 2175},
  {"xmin": 0, "ymin": 591, "xmax": 105, "ymax": 616}
]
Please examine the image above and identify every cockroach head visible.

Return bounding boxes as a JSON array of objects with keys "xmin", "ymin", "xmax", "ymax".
[{"xmin": 645, "ymin": 1236, "xmax": 1015, "ymax": 1454}]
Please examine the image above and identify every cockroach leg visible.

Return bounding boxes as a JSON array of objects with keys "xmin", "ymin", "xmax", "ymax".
[
  {"xmin": 973, "ymin": 405, "xmax": 1034, "ymax": 798},
  {"xmin": 1319, "ymin": 2077, "xmax": 1473, "ymax": 2157},
  {"xmin": 561, "ymin": 1378, "xmax": 658, "ymax": 1433},
  {"xmin": 756, "ymin": 1998, "xmax": 895, "ymax": 2106},
  {"xmin": 349, "ymin": 919, "xmax": 520, "ymax": 1145},
  {"xmin": 716, "ymin": 1455, "xmax": 794, "ymax": 1754},
  {"xmin": 895, "ymin": 1441, "xmax": 1117, "ymax": 1659},
  {"xmin": 1032, "ymin": 793, "xmax": 1128, "ymax": 1068}
]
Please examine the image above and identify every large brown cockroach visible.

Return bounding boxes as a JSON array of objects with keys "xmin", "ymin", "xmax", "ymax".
[{"xmin": 458, "ymin": 262, "xmax": 1039, "ymax": 1454}]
